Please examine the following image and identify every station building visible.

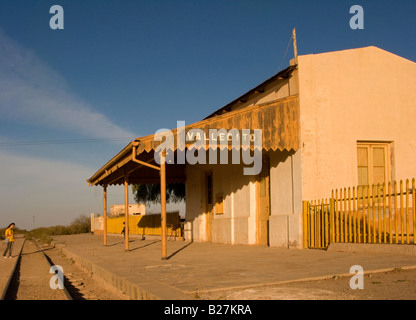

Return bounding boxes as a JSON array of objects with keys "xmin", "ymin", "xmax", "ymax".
[{"xmin": 87, "ymin": 46, "xmax": 416, "ymax": 249}]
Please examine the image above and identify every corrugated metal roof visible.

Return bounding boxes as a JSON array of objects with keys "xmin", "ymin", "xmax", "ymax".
[{"xmin": 203, "ymin": 65, "xmax": 296, "ymax": 120}]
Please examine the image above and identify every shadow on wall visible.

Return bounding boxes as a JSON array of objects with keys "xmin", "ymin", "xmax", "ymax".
[
  {"xmin": 184, "ymin": 148, "xmax": 297, "ymax": 245},
  {"xmin": 100, "ymin": 212, "xmax": 182, "ymax": 238},
  {"xmin": 137, "ymin": 212, "xmax": 182, "ymax": 237}
]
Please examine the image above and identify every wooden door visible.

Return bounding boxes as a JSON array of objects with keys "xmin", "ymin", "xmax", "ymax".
[
  {"xmin": 206, "ymin": 172, "xmax": 213, "ymax": 242},
  {"xmin": 256, "ymin": 156, "xmax": 270, "ymax": 245}
]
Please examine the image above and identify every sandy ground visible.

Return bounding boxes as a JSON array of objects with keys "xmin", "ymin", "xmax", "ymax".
[
  {"xmin": 4, "ymin": 240, "xmax": 67, "ymax": 300},
  {"xmin": 49, "ymin": 234, "xmax": 416, "ymax": 300},
  {"xmin": 200, "ymin": 267, "xmax": 416, "ymax": 300},
  {"xmin": 6, "ymin": 236, "xmax": 416, "ymax": 301},
  {"xmin": 40, "ymin": 243, "xmax": 131, "ymax": 300},
  {"xmin": 3, "ymin": 239, "xmax": 130, "ymax": 300}
]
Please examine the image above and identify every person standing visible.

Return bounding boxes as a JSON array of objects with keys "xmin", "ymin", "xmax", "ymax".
[{"xmin": 3, "ymin": 223, "xmax": 15, "ymax": 258}]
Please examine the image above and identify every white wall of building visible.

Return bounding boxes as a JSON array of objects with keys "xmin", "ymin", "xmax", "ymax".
[{"xmin": 298, "ymin": 47, "xmax": 416, "ymax": 201}]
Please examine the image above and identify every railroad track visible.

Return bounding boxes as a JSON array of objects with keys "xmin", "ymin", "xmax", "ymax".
[
  {"xmin": 1, "ymin": 236, "xmax": 130, "ymax": 300},
  {"xmin": 1, "ymin": 237, "xmax": 72, "ymax": 300},
  {"xmin": 0, "ymin": 238, "xmax": 25, "ymax": 300},
  {"xmin": 33, "ymin": 238, "xmax": 73, "ymax": 300}
]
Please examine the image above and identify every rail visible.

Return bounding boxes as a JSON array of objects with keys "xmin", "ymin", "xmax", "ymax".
[
  {"xmin": 33, "ymin": 239, "xmax": 73, "ymax": 300},
  {"xmin": 1, "ymin": 237, "xmax": 73, "ymax": 300},
  {"xmin": 0, "ymin": 238, "xmax": 25, "ymax": 300}
]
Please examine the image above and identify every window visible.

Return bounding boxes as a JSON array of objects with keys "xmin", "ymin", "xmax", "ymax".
[{"xmin": 357, "ymin": 142, "xmax": 391, "ymax": 186}]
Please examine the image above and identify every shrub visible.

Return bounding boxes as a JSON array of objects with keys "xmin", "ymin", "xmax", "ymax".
[{"xmin": 27, "ymin": 214, "xmax": 91, "ymax": 243}]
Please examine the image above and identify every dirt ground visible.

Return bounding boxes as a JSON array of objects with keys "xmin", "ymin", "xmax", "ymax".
[
  {"xmin": 41, "ymin": 243, "xmax": 131, "ymax": 300},
  {"xmin": 41, "ymin": 240, "xmax": 416, "ymax": 300},
  {"xmin": 200, "ymin": 267, "xmax": 416, "ymax": 300},
  {"xmin": 5, "ymin": 240, "xmax": 68, "ymax": 300},
  {"xmin": 48, "ymin": 234, "xmax": 416, "ymax": 300},
  {"xmin": 4, "ymin": 240, "xmax": 130, "ymax": 300},
  {"xmin": 8, "ymin": 237, "xmax": 416, "ymax": 300}
]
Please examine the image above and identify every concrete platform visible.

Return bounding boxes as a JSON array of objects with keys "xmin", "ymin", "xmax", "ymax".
[{"xmin": 52, "ymin": 234, "xmax": 416, "ymax": 300}]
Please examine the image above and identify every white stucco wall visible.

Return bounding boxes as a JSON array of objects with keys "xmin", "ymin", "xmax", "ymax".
[
  {"xmin": 185, "ymin": 160, "xmax": 257, "ymax": 244},
  {"xmin": 184, "ymin": 148, "xmax": 304, "ymax": 247},
  {"xmin": 110, "ymin": 203, "xmax": 146, "ymax": 216},
  {"xmin": 269, "ymin": 149, "xmax": 303, "ymax": 248},
  {"xmin": 298, "ymin": 46, "xmax": 416, "ymax": 201}
]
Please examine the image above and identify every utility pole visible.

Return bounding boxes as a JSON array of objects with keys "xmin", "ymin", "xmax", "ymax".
[{"xmin": 292, "ymin": 28, "xmax": 298, "ymax": 65}]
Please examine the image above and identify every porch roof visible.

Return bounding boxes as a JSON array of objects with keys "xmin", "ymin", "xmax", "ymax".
[{"xmin": 87, "ymin": 94, "xmax": 299, "ymax": 187}]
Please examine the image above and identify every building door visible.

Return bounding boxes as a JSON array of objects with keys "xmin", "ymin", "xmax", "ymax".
[
  {"xmin": 257, "ymin": 156, "xmax": 270, "ymax": 245},
  {"xmin": 205, "ymin": 172, "xmax": 213, "ymax": 242}
]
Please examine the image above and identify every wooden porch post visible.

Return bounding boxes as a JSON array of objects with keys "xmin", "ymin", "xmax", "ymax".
[
  {"xmin": 124, "ymin": 175, "xmax": 129, "ymax": 251},
  {"xmin": 132, "ymin": 143, "xmax": 166, "ymax": 259},
  {"xmin": 103, "ymin": 185, "xmax": 108, "ymax": 246},
  {"xmin": 161, "ymin": 151, "xmax": 167, "ymax": 260}
]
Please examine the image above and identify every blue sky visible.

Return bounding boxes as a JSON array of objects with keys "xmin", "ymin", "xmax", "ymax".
[{"xmin": 0, "ymin": 0, "xmax": 415, "ymax": 230}]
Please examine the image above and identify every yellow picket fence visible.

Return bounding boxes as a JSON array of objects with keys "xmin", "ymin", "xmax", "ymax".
[{"xmin": 303, "ymin": 179, "xmax": 416, "ymax": 249}]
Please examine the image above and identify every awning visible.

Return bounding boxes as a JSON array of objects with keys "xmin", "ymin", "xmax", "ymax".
[{"xmin": 87, "ymin": 94, "xmax": 299, "ymax": 187}]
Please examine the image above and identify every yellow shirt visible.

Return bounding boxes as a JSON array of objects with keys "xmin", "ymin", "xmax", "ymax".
[{"xmin": 5, "ymin": 228, "xmax": 14, "ymax": 242}]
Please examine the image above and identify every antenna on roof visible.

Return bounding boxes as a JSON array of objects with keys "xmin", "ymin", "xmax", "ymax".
[
  {"xmin": 277, "ymin": 27, "xmax": 298, "ymax": 71},
  {"xmin": 292, "ymin": 27, "xmax": 298, "ymax": 65}
]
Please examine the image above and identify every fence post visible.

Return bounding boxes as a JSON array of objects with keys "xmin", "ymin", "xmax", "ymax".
[
  {"xmin": 400, "ymin": 180, "xmax": 404, "ymax": 244},
  {"xmin": 344, "ymin": 188, "xmax": 348, "ymax": 243},
  {"xmin": 388, "ymin": 181, "xmax": 392, "ymax": 244},
  {"xmin": 406, "ymin": 179, "xmax": 410, "ymax": 244},
  {"xmin": 340, "ymin": 188, "xmax": 344, "ymax": 242},
  {"xmin": 317, "ymin": 200, "xmax": 321, "ymax": 248},
  {"xmin": 302, "ymin": 201, "xmax": 309, "ymax": 249},
  {"xmin": 324, "ymin": 199, "xmax": 329, "ymax": 248},
  {"xmin": 330, "ymin": 195, "xmax": 335, "ymax": 244},
  {"xmin": 312, "ymin": 201, "xmax": 315, "ymax": 248},
  {"xmin": 413, "ymin": 178, "xmax": 415, "ymax": 245},
  {"xmin": 377, "ymin": 184, "xmax": 381, "ymax": 244},
  {"xmin": 357, "ymin": 186, "xmax": 361, "ymax": 243},
  {"xmin": 394, "ymin": 181, "xmax": 398, "ymax": 244},
  {"xmin": 363, "ymin": 185, "xmax": 368, "ymax": 243},
  {"xmin": 335, "ymin": 189, "xmax": 339, "ymax": 243},
  {"xmin": 383, "ymin": 183, "xmax": 387, "ymax": 243},
  {"xmin": 352, "ymin": 187, "xmax": 356, "ymax": 243},
  {"xmin": 372, "ymin": 184, "xmax": 376, "ymax": 243}
]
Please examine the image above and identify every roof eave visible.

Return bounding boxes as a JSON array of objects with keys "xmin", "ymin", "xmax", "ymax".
[{"xmin": 87, "ymin": 139, "xmax": 138, "ymax": 186}]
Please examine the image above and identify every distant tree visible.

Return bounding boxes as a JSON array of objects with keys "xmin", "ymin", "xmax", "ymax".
[
  {"xmin": 132, "ymin": 183, "xmax": 185, "ymax": 205},
  {"xmin": 69, "ymin": 214, "xmax": 91, "ymax": 234}
]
